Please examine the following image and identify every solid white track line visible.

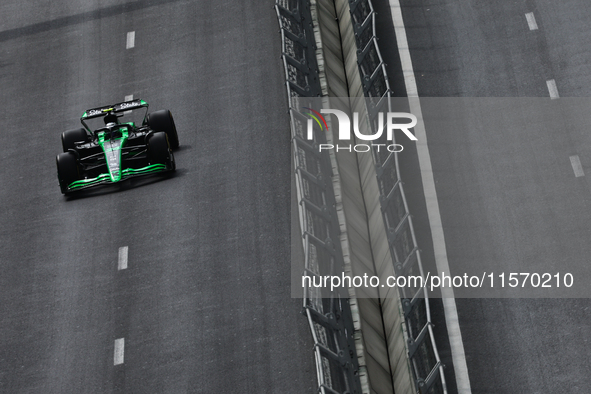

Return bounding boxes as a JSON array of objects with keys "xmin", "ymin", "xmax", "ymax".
[{"xmin": 387, "ymin": 1, "xmax": 472, "ymax": 392}]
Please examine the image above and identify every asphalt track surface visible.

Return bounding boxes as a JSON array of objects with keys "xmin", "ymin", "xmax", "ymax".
[
  {"xmin": 375, "ymin": 0, "xmax": 591, "ymax": 392},
  {"xmin": 0, "ymin": 1, "xmax": 316, "ymax": 393}
]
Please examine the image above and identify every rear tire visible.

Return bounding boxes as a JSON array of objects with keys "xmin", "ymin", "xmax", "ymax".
[
  {"xmin": 62, "ymin": 128, "xmax": 89, "ymax": 152},
  {"xmin": 147, "ymin": 110, "xmax": 179, "ymax": 149},
  {"xmin": 147, "ymin": 132, "xmax": 174, "ymax": 169},
  {"xmin": 56, "ymin": 152, "xmax": 81, "ymax": 194}
]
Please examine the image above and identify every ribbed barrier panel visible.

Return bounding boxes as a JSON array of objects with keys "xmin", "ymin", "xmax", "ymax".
[{"xmin": 337, "ymin": 1, "xmax": 448, "ymax": 392}]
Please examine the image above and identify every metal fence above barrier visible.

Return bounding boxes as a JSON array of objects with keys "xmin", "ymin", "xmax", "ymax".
[
  {"xmin": 348, "ymin": 0, "xmax": 447, "ymax": 392},
  {"xmin": 276, "ymin": 1, "xmax": 363, "ymax": 393}
]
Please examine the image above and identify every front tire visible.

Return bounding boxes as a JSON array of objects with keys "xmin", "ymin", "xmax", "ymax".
[
  {"xmin": 62, "ymin": 128, "xmax": 90, "ymax": 152},
  {"xmin": 56, "ymin": 152, "xmax": 81, "ymax": 194},
  {"xmin": 147, "ymin": 132, "xmax": 174, "ymax": 169},
  {"xmin": 147, "ymin": 110, "xmax": 179, "ymax": 149}
]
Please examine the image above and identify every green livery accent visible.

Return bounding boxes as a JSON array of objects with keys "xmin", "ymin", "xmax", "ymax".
[
  {"xmin": 97, "ymin": 127, "xmax": 129, "ymax": 182},
  {"xmin": 67, "ymin": 164, "xmax": 168, "ymax": 190},
  {"xmin": 59, "ymin": 99, "xmax": 176, "ymax": 195}
]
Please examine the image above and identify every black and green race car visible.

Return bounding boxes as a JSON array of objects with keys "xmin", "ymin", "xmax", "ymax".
[{"xmin": 56, "ymin": 99, "xmax": 178, "ymax": 195}]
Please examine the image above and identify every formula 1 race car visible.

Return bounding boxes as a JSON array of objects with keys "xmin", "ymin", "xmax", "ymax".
[{"xmin": 56, "ymin": 99, "xmax": 178, "ymax": 195}]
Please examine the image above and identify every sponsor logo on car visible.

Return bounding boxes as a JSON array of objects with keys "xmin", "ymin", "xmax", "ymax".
[{"xmin": 116, "ymin": 101, "xmax": 141, "ymax": 110}]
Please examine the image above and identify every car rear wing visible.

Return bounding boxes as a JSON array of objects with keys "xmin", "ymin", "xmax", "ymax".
[
  {"xmin": 81, "ymin": 99, "xmax": 149, "ymax": 131},
  {"xmin": 82, "ymin": 99, "xmax": 148, "ymax": 119}
]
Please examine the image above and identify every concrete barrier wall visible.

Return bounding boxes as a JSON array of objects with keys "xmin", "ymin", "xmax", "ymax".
[
  {"xmin": 311, "ymin": 0, "xmax": 418, "ymax": 393},
  {"xmin": 351, "ymin": 103, "xmax": 416, "ymax": 394}
]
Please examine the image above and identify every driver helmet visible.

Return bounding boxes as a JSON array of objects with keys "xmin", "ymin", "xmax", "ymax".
[{"xmin": 104, "ymin": 113, "xmax": 118, "ymax": 127}]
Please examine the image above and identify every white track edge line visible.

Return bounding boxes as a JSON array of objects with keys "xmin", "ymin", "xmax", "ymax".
[{"xmin": 387, "ymin": 1, "xmax": 472, "ymax": 392}]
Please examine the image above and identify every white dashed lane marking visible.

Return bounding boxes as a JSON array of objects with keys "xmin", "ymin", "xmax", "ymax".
[
  {"xmin": 126, "ymin": 31, "xmax": 135, "ymax": 49},
  {"xmin": 570, "ymin": 155, "xmax": 585, "ymax": 177},
  {"xmin": 546, "ymin": 79, "xmax": 559, "ymax": 99},
  {"xmin": 118, "ymin": 246, "xmax": 128, "ymax": 270},
  {"xmin": 114, "ymin": 338, "xmax": 125, "ymax": 365},
  {"xmin": 525, "ymin": 12, "xmax": 538, "ymax": 30}
]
